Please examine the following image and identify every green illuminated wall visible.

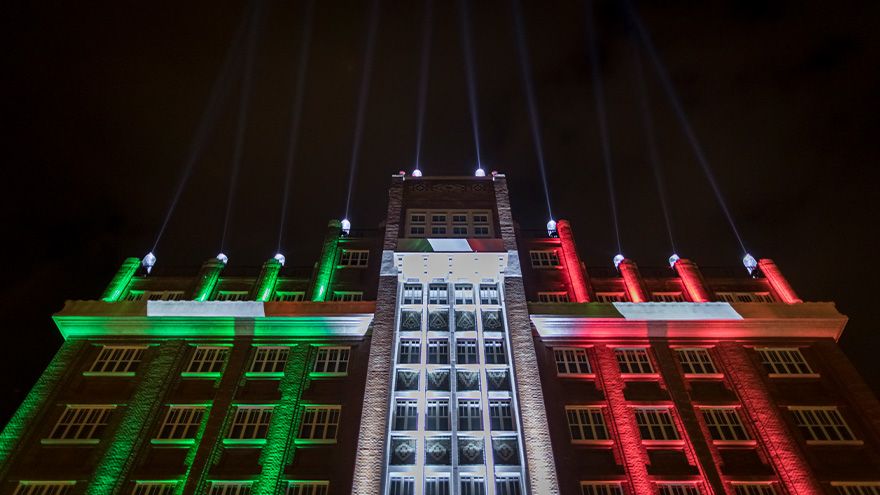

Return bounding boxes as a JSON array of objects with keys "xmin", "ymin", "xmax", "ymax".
[
  {"xmin": 86, "ymin": 341, "xmax": 184, "ymax": 495},
  {"xmin": 192, "ymin": 259, "xmax": 226, "ymax": 302},
  {"xmin": 0, "ymin": 341, "xmax": 81, "ymax": 476},
  {"xmin": 254, "ymin": 344, "xmax": 313, "ymax": 495},
  {"xmin": 100, "ymin": 257, "xmax": 141, "ymax": 302},
  {"xmin": 252, "ymin": 258, "xmax": 283, "ymax": 302},
  {"xmin": 311, "ymin": 221, "xmax": 341, "ymax": 302}
]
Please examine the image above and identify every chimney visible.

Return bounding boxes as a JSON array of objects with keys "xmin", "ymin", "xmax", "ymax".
[
  {"xmin": 673, "ymin": 258, "xmax": 712, "ymax": 302},
  {"xmin": 311, "ymin": 220, "xmax": 342, "ymax": 301},
  {"xmin": 557, "ymin": 220, "xmax": 591, "ymax": 302},
  {"xmin": 191, "ymin": 257, "xmax": 227, "ymax": 301},
  {"xmin": 758, "ymin": 258, "xmax": 802, "ymax": 303},
  {"xmin": 619, "ymin": 258, "xmax": 649, "ymax": 303},
  {"xmin": 100, "ymin": 257, "xmax": 141, "ymax": 302},
  {"xmin": 251, "ymin": 257, "xmax": 284, "ymax": 302}
]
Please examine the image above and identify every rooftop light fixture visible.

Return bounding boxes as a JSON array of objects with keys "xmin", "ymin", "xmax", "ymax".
[
  {"xmin": 743, "ymin": 253, "xmax": 758, "ymax": 275},
  {"xmin": 142, "ymin": 252, "xmax": 157, "ymax": 274},
  {"xmin": 546, "ymin": 219, "xmax": 557, "ymax": 237},
  {"xmin": 341, "ymin": 218, "xmax": 351, "ymax": 235},
  {"xmin": 273, "ymin": 253, "xmax": 286, "ymax": 266},
  {"xmin": 668, "ymin": 253, "xmax": 680, "ymax": 268},
  {"xmin": 613, "ymin": 254, "xmax": 625, "ymax": 269}
]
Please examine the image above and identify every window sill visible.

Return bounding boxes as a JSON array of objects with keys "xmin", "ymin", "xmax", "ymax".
[
  {"xmin": 712, "ymin": 440, "xmax": 757, "ymax": 447},
  {"xmin": 768, "ymin": 373, "xmax": 820, "ymax": 379},
  {"xmin": 805, "ymin": 440, "xmax": 864, "ymax": 446},
  {"xmin": 558, "ymin": 373, "xmax": 596, "ymax": 379},
  {"xmin": 82, "ymin": 371, "xmax": 136, "ymax": 377},
  {"xmin": 41, "ymin": 439, "xmax": 100, "ymax": 446},
  {"xmin": 641, "ymin": 439, "xmax": 685, "ymax": 447},
  {"xmin": 684, "ymin": 373, "xmax": 725, "ymax": 380},
  {"xmin": 180, "ymin": 372, "xmax": 222, "ymax": 379},
  {"xmin": 294, "ymin": 439, "xmax": 337, "ymax": 446},
  {"xmin": 571, "ymin": 439, "xmax": 614, "ymax": 447},
  {"xmin": 620, "ymin": 373, "xmax": 661, "ymax": 380},
  {"xmin": 309, "ymin": 372, "xmax": 348, "ymax": 378},
  {"xmin": 151, "ymin": 438, "xmax": 196, "ymax": 446},
  {"xmin": 245, "ymin": 372, "xmax": 284, "ymax": 379},
  {"xmin": 222, "ymin": 438, "xmax": 267, "ymax": 446}
]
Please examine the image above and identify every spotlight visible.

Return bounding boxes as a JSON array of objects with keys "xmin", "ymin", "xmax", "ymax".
[
  {"xmin": 273, "ymin": 253, "xmax": 286, "ymax": 266},
  {"xmin": 475, "ymin": 167, "xmax": 486, "ymax": 177},
  {"xmin": 613, "ymin": 254, "xmax": 625, "ymax": 269},
  {"xmin": 743, "ymin": 253, "xmax": 757, "ymax": 275},
  {"xmin": 216, "ymin": 253, "xmax": 229, "ymax": 264},
  {"xmin": 668, "ymin": 253, "xmax": 680, "ymax": 268},
  {"xmin": 412, "ymin": 168, "xmax": 423, "ymax": 177},
  {"xmin": 341, "ymin": 218, "xmax": 351, "ymax": 235},
  {"xmin": 546, "ymin": 219, "xmax": 557, "ymax": 237},
  {"xmin": 142, "ymin": 252, "xmax": 157, "ymax": 274}
]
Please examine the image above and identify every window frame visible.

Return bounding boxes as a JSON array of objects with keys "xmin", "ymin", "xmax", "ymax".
[
  {"xmin": 529, "ymin": 250, "xmax": 561, "ymax": 268},
  {"xmin": 183, "ymin": 346, "xmax": 229, "ymax": 376},
  {"xmin": 297, "ymin": 405, "xmax": 341, "ymax": 444},
  {"xmin": 554, "ymin": 347, "xmax": 593, "ymax": 376},
  {"xmin": 45, "ymin": 405, "xmax": 115, "ymax": 444},
  {"xmin": 676, "ymin": 348, "xmax": 720, "ymax": 377},
  {"xmin": 634, "ymin": 407, "xmax": 681, "ymax": 442},
  {"xmin": 757, "ymin": 348, "xmax": 817, "ymax": 377},
  {"xmin": 580, "ymin": 483, "xmax": 625, "ymax": 495},
  {"xmin": 338, "ymin": 249, "xmax": 369, "ymax": 268},
  {"xmin": 14, "ymin": 483, "xmax": 76, "ymax": 495},
  {"xmin": 86, "ymin": 345, "xmax": 147, "ymax": 376},
  {"xmin": 286, "ymin": 481, "xmax": 329, "ymax": 495},
  {"xmin": 312, "ymin": 346, "xmax": 350, "ymax": 376},
  {"xmin": 248, "ymin": 346, "xmax": 289, "ymax": 375},
  {"xmin": 565, "ymin": 406, "xmax": 610, "ymax": 443},
  {"xmin": 154, "ymin": 405, "xmax": 207, "ymax": 443},
  {"xmin": 538, "ymin": 291, "xmax": 570, "ymax": 303},
  {"xmin": 700, "ymin": 407, "xmax": 752, "ymax": 443},
  {"xmin": 226, "ymin": 406, "xmax": 273, "ymax": 443},
  {"xmin": 788, "ymin": 406, "xmax": 861, "ymax": 445},
  {"xmin": 615, "ymin": 348, "xmax": 655, "ymax": 375}
]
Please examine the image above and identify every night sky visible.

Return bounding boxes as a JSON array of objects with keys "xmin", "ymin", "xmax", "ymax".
[{"xmin": 2, "ymin": 1, "xmax": 879, "ymax": 423}]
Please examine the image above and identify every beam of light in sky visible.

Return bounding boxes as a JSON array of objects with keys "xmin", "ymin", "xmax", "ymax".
[
  {"xmin": 458, "ymin": 0, "xmax": 483, "ymax": 170},
  {"xmin": 624, "ymin": 0, "xmax": 748, "ymax": 254},
  {"xmin": 413, "ymin": 0, "xmax": 434, "ymax": 173},
  {"xmin": 276, "ymin": 0, "xmax": 316, "ymax": 254},
  {"xmin": 344, "ymin": 0, "xmax": 381, "ymax": 220},
  {"xmin": 630, "ymin": 34, "xmax": 677, "ymax": 254},
  {"xmin": 511, "ymin": 0, "xmax": 554, "ymax": 221},
  {"xmin": 586, "ymin": 0, "xmax": 622, "ymax": 254},
  {"xmin": 220, "ymin": 1, "xmax": 264, "ymax": 253},
  {"xmin": 150, "ymin": 10, "xmax": 249, "ymax": 254}
]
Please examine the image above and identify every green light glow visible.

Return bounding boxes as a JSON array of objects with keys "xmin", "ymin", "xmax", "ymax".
[
  {"xmin": 252, "ymin": 258, "xmax": 283, "ymax": 302},
  {"xmin": 82, "ymin": 371, "xmax": 136, "ymax": 377},
  {"xmin": 253, "ymin": 345, "xmax": 313, "ymax": 495},
  {"xmin": 180, "ymin": 372, "xmax": 222, "ymax": 379},
  {"xmin": 86, "ymin": 341, "xmax": 183, "ymax": 495},
  {"xmin": 221, "ymin": 438, "xmax": 267, "ymax": 446},
  {"xmin": 41, "ymin": 439, "xmax": 100, "ymax": 445},
  {"xmin": 178, "ymin": 404, "xmax": 212, "ymax": 495},
  {"xmin": 0, "ymin": 341, "xmax": 81, "ymax": 477},
  {"xmin": 244, "ymin": 372, "xmax": 284, "ymax": 379},
  {"xmin": 100, "ymin": 257, "xmax": 141, "ymax": 302},
  {"xmin": 192, "ymin": 259, "xmax": 226, "ymax": 302},
  {"xmin": 150, "ymin": 438, "xmax": 196, "ymax": 446},
  {"xmin": 311, "ymin": 221, "xmax": 341, "ymax": 302}
]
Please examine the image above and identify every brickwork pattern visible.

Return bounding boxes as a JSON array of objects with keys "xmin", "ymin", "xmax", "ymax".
[
  {"xmin": 0, "ymin": 340, "xmax": 83, "ymax": 479},
  {"xmin": 86, "ymin": 341, "xmax": 185, "ymax": 495},
  {"xmin": 716, "ymin": 342, "xmax": 822, "ymax": 494},
  {"xmin": 594, "ymin": 345, "xmax": 653, "ymax": 494}
]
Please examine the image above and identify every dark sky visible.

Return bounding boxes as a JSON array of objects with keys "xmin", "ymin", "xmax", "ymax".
[{"xmin": 2, "ymin": 1, "xmax": 879, "ymax": 422}]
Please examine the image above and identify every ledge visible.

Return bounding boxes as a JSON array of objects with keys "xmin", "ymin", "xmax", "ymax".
[
  {"xmin": 41, "ymin": 439, "xmax": 100, "ymax": 446},
  {"xmin": 151, "ymin": 438, "xmax": 196, "ymax": 446},
  {"xmin": 82, "ymin": 371, "xmax": 136, "ymax": 377},
  {"xmin": 222, "ymin": 438, "xmax": 267, "ymax": 446}
]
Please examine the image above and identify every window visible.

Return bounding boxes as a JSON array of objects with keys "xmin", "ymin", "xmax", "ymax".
[
  {"xmin": 566, "ymin": 407, "xmax": 609, "ymax": 441},
  {"xmin": 156, "ymin": 406, "xmax": 205, "ymax": 440},
  {"xmin": 485, "ymin": 340, "xmax": 506, "ymax": 364},
  {"xmin": 595, "ymin": 292, "xmax": 627, "ymax": 303},
  {"xmin": 132, "ymin": 483, "xmax": 177, "ymax": 495},
  {"xmin": 479, "ymin": 284, "xmax": 499, "ymax": 305},
  {"xmin": 653, "ymin": 292, "xmax": 685, "ymax": 302},
  {"xmin": 426, "ymin": 399, "xmax": 450, "ymax": 431},
  {"xmin": 702, "ymin": 408, "xmax": 750, "ymax": 441},
  {"xmin": 14, "ymin": 483, "xmax": 74, "ymax": 495},
  {"xmin": 286, "ymin": 482, "xmax": 328, "ymax": 495},
  {"xmin": 389, "ymin": 477, "xmax": 415, "ymax": 495},
  {"xmin": 496, "ymin": 477, "xmax": 523, "ymax": 495},
  {"xmin": 790, "ymin": 407, "xmax": 857, "ymax": 443},
  {"xmin": 298, "ymin": 406, "xmax": 340, "ymax": 441},
  {"xmin": 458, "ymin": 399, "xmax": 482, "ymax": 430},
  {"xmin": 676, "ymin": 348, "xmax": 718, "ymax": 375},
  {"xmin": 339, "ymin": 249, "xmax": 369, "ymax": 267},
  {"xmin": 273, "ymin": 291, "xmax": 304, "ymax": 302},
  {"xmin": 185, "ymin": 346, "xmax": 228, "ymax": 374},
  {"xmin": 658, "ymin": 485, "xmax": 700, "ymax": 495},
  {"xmin": 538, "ymin": 292, "xmax": 569, "ymax": 303},
  {"xmin": 126, "ymin": 290, "xmax": 184, "ymax": 301},
  {"xmin": 250, "ymin": 346, "xmax": 289, "ymax": 374},
  {"xmin": 48, "ymin": 405, "xmax": 114, "ymax": 441},
  {"xmin": 428, "ymin": 339, "xmax": 450, "ymax": 364},
  {"xmin": 428, "ymin": 283, "xmax": 449, "ymax": 304},
  {"xmin": 405, "ymin": 209, "xmax": 493, "ymax": 238},
  {"xmin": 454, "ymin": 283, "xmax": 474, "ymax": 304},
  {"xmin": 615, "ymin": 348, "xmax": 654, "ymax": 374},
  {"xmin": 88, "ymin": 345, "xmax": 146, "ymax": 374},
  {"xmin": 580, "ymin": 483, "xmax": 624, "ymax": 495},
  {"xmin": 228, "ymin": 406, "xmax": 272, "ymax": 440},
  {"xmin": 402, "ymin": 283, "xmax": 423, "ymax": 304},
  {"xmin": 635, "ymin": 408, "xmax": 679, "ymax": 441},
  {"xmin": 717, "ymin": 292, "xmax": 775, "ymax": 303},
  {"xmin": 555, "ymin": 348, "xmax": 591, "ymax": 375},
  {"xmin": 757, "ymin": 348, "xmax": 814, "ymax": 376},
  {"xmin": 460, "ymin": 477, "xmax": 485, "ymax": 495},
  {"xmin": 456, "ymin": 339, "xmax": 479, "ymax": 364},
  {"xmin": 313, "ymin": 346, "xmax": 350, "ymax": 375},
  {"xmin": 490, "ymin": 399, "xmax": 515, "ymax": 431},
  {"xmin": 331, "ymin": 291, "xmax": 363, "ymax": 302},
  {"xmin": 834, "ymin": 484, "xmax": 880, "ymax": 495},
  {"xmin": 529, "ymin": 250, "xmax": 560, "ymax": 268},
  {"xmin": 425, "ymin": 477, "xmax": 450, "ymax": 495},
  {"xmin": 398, "ymin": 339, "xmax": 421, "ymax": 364},
  {"xmin": 208, "ymin": 483, "xmax": 251, "ymax": 495},
  {"xmin": 216, "ymin": 291, "xmax": 248, "ymax": 301},
  {"xmin": 393, "ymin": 399, "xmax": 418, "ymax": 430},
  {"xmin": 733, "ymin": 485, "xmax": 777, "ymax": 495}
]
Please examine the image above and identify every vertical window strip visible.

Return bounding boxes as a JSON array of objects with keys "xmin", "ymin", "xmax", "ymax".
[
  {"xmin": 228, "ymin": 407, "xmax": 273, "ymax": 440},
  {"xmin": 298, "ymin": 406, "xmax": 340, "ymax": 441},
  {"xmin": 757, "ymin": 348, "xmax": 814, "ymax": 375},
  {"xmin": 790, "ymin": 407, "xmax": 857, "ymax": 442},
  {"xmin": 555, "ymin": 348, "xmax": 592, "ymax": 375},
  {"xmin": 634, "ymin": 408, "xmax": 680, "ymax": 441},
  {"xmin": 615, "ymin": 348, "xmax": 654, "ymax": 374}
]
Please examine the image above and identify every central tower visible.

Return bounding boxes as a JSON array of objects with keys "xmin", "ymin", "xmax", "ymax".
[{"xmin": 352, "ymin": 174, "xmax": 558, "ymax": 495}]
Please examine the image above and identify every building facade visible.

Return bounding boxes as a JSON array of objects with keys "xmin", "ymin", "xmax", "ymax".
[{"xmin": 1, "ymin": 174, "xmax": 879, "ymax": 495}]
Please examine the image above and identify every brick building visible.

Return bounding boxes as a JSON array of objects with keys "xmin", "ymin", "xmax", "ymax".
[{"xmin": 1, "ymin": 174, "xmax": 878, "ymax": 495}]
